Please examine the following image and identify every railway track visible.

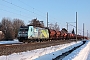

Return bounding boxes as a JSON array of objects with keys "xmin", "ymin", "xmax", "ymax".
[{"xmin": 0, "ymin": 40, "xmax": 77, "ymax": 56}]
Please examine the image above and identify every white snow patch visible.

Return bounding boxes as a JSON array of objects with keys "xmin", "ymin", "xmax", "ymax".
[
  {"xmin": 35, "ymin": 41, "xmax": 83, "ymax": 60},
  {"xmin": 0, "ymin": 39, "xmax": 22, "ymax": 44},
  {"xmin": 71, "ymin": 41, "xmax": 90, "ymax": 60}
]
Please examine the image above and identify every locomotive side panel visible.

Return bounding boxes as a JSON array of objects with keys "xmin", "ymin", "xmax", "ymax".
[
  {"xmin": 28, "ymin": 26, "xmax": 35, "ymax": 39},
  {"xmin": 33, "ymin": 27, "xmax": 49, "ymax": 39},
  {"xmin": 40, "ymin": 28, "xmax": 49, "ymax": 39}
]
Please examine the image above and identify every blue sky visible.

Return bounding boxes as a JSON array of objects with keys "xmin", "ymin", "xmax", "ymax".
[{"xmin": 0, "ymin": 0, "xmax": 90, "ymax": 36}]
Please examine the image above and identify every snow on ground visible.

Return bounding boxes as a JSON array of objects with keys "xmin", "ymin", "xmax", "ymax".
[
  {"xmin": 0, "ymin": 41, "xmax": 79, "ymax": 60},
  {"xmin": 0, "ymin": 39, "xmax": 22, "ymax": 44},
  {"xmin": 35, "ymin": 41, "xmax": 83, "ymax": 60},
  {"xmin": 63, "ymin": 40, "xmax": 90, "ymax": 60},
  {"xmin": 0, "ymin": 40, "xmax": 90, "ymax": 60},
  {"xmin": 87, "ymin": 48, "xmax": 90, "ymax": 60}
]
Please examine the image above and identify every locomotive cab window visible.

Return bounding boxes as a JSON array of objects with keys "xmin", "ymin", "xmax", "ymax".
[{"xmin": 25, "ymin": 29, "xmax": 28, "ymax": 31}]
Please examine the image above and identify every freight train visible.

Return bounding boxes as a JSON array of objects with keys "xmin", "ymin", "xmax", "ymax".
[{"xmin": 17, "ymin": 25, "xmax": 88, "ymax": 42}]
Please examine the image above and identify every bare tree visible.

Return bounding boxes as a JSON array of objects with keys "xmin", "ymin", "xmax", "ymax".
[
  {"xmin": 0, "ymin": 18, "xmax": 25, "ymax": 40},
  {"xmin": 48, "ymin": 23, "xmax": 54, "ymax": 29},
  {"xmin": 1, "ymin": 18, "xmax": 13, "ymax": 40},
  {"xmin": 54, "ymin": 22, "xmax": 60, "ymax": 31},
  {"xmin": 12, "ymin": 18, "xmax": 25, "ymax": 38},
  {"xmin": 48, "ymin": 22, "xmax": 60, "ymax": 31},
  {"xmin": 29, "ymin": 18, "xmax": 44, "ymax": 27}
]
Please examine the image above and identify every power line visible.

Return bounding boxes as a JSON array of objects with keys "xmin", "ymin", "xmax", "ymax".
[
  {"xmin": 18, "ymin": 0, "xmax": 46, "ymax": 15},
  {"xmin": 68, "ymin": 22, "xmax": 88, "ymax": 37},
  {"xmin": 0, "ymin": 3, "xmax": 33, "ymax": 18},
  {"xmin": 18, "ymin": 0, "xmax": 60, "ymax": 26},
  {"xmin": 67, "ymin": 22, "xmax": 84, "ymax": 33},
  {"xmin": 18, "ymin": 0, "xmax": 65, "ymax": 25},
  {"xmin": 2, "ymin": 0, "xmax": 46, "ymax": 19},
  {"xmin": 0, "ymin": 8, "xmax": 31, "ymax": 19},
  {"xmin": 1, "ymin": 0, "xmax": 89, "ymax": 36},
  {"xmin": 2, "ymin": 0, "xmax": 65, "ymax": 27},
  {"xmin": 2, "ymin": 0, "xmax": 33, "ymax": 13},
  {"xmin": 0, "ymin": 3, "xmax": 20, "ymax": 13},
  {"xmin": 1, "ymin": 0, "xmax": 60, "ymax": 28}
]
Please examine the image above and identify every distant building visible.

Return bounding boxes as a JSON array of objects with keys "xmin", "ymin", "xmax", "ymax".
[
  {"xmin": 0, "ymin": 31, "xmax": 3, "ymax": 34},
  {"xmin": 0, "ymin": 31, "xmax": 4, "ymax": 40}
]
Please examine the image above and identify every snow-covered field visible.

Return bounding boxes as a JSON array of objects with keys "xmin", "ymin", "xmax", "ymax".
[{"xmin": 0, "ymin": 40, "xmax": 90, "ymax": 60}]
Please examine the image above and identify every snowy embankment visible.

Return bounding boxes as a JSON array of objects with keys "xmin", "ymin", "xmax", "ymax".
[
  {"xmin": 0, "ymin": 40, "xmax": 89, "ymax": 60},
  {"xmin": 35, "ymin": 40, "xmax": 84, "ymax": 60},
  {"xmin": 71, "ymin": 40, "xmax": 90, "ymax": 60},
  {"xmin": 63, "ymin": 40, "xmax": 89, "ymax": 60}
]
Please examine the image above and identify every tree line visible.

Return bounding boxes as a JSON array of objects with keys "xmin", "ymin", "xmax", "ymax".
[
  {"xmin": 0, "ymin": 18, "xmax": 24, "ymax": 40},
  {"xmin": 0, "ymin": 17, "xmax": 69, "ymax": 40}
]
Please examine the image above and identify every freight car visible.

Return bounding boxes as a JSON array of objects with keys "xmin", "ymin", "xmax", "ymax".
[
  {"xmin": 56, "ymin": 31, "xmax": 61, "ymax": 39},
  {"xmin": 49, "ymin": 29, "xmax": 56, "ymax": 40}
]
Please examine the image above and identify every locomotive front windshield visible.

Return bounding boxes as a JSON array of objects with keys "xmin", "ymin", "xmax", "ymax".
[
  {"xmin": 19, "ymin": 27, "xmax": 28, "ymax": 34},
  {"xmin": 20, "ymin": 28, "xmax": 28, "ymax": 31},
  {"xmin": 17, "ymin": 27, "xmax": 28, "ymax": 39}
]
